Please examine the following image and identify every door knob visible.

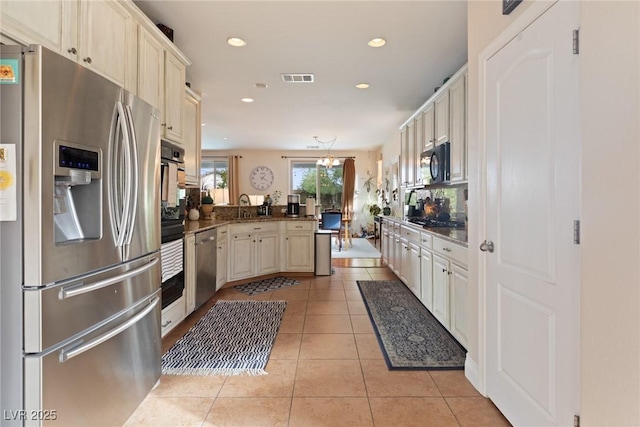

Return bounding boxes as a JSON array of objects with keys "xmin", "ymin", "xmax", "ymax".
[{"xmin": 480, "ymin": 240, "xmax": 494, "ymax": 253}]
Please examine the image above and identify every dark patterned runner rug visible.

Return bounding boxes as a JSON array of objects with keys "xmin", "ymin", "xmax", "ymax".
[
  {"xmin": 233, "ymin": 276, "xmax": 301, "ymax": 295},
  {"xmin": 162, "ymin": 300, "xmax": 286, "ymax": 376},
  {"xmin": 357, "ymin": 280, "xmax": 466, "ymax": 370}
]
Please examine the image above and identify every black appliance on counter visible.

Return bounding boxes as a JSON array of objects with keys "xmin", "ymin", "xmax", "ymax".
[
  {"xmin": 287, "ymin": 194, "xmax": 300, "ymax": 217},
  {"xmin": 420, "ymin": 142, "xmax": 450, "ymax": 184}
]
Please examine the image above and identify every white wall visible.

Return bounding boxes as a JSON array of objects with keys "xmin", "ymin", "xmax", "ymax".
[
  {"xmin": 202, "ymin": 148, "xmax": 382, "ymax": 234},
  {"xmin": 580, "ymin": 1, "xmax": 640, "ymax": 425}
]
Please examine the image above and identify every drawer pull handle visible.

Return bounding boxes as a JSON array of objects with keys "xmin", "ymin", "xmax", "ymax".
[{"xmin": 162, "ymin": 320, "xmax": 172, "ymax": 327}]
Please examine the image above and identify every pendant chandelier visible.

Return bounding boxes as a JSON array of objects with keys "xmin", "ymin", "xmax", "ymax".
[{"xmin": 314, "ymin": 136, "xmax": 340, "ymax": 168}]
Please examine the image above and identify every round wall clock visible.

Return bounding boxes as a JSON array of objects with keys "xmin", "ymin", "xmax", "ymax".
[{"xmin": 250, "ymin": 166, "xmax": 274, "ymax": 191}]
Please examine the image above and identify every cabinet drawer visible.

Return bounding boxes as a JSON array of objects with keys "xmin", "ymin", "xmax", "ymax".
[
  {"xmin": 230, "ymin": 221, "xmax": 279, "ymax": 234},
  {"xmin": 419, "ymin": 232, "xmax": 433, "ymax": 249},
  {"xmin": 217, "ymin": 225, "xmax": 228, "ymax": 239},
  {"xmin": 400, "ymin": 226, "xmax": 420, "ymax": 244},
  {"xmin": 161, "ymin": 295, "xmax": 185, "ymax": 337},
  {"xmin": 433, "ymin": 237, "xmax": 467, "ymax": 267},
  {"xmin": 286, "ymin": 221, "xmax": 315, "ymax": 231}
]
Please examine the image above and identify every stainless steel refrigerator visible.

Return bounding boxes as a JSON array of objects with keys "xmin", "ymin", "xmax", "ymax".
[{"xmin": 0, "ymin": 45, "xmax": 162, "ymax": 426}]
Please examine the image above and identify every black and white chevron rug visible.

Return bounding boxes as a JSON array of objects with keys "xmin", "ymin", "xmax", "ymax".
[
  {"xmin": 161, "ymin": 300, "xmax": 286, "ymax": 376},
  {"xmin": 233, "ymin": 276, "xmax": 301, "ymax": 296}
]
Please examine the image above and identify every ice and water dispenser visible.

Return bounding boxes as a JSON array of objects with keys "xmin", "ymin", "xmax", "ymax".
[{"xmin": 53, "ymin": 141, "xmax": 102, "ymax": 244}]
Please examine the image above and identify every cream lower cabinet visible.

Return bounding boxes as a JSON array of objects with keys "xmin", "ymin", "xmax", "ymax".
[
  {"xmin": 432, "ymin": 253, "xmax": 451, "ymax": 328},
  {"xmin": 431, "ymin": 236, "xmax": 469, "ymax": 349},
  {"xmin": 216, "ymin": 226, "xmax": 227, "ymax": 290},
  {"xmin": 449, "ymin": 263, "xmax": 469, "ymax": 348},
  {"xmin": 419, "ymin": 231, "xmax": 434, "ymax": 311},
  {"xmin": 229, "ymin": 222, "xmax": 279, "ymax": 281},
  {"xmin": 283, "ymin": 222, "xmax": 314, "ymax": 272},
  {"xmin": 184, "ymin": 233, "xmax": 196, "ymax": 315}
]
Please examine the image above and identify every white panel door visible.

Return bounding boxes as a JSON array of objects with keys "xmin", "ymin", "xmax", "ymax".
[{"xmin": 484, "ymin": 2, "xmax": 580, "ymax": 425}]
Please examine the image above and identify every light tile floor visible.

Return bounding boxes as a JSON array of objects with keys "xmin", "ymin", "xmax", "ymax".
[{"xmin": 124, "ymin": 263, "xmax": 511, "ymax": 427}]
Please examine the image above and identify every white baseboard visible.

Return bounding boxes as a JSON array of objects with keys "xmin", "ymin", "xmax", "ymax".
[{"xmin": 464, "ymin": 355, "xmax": 484, "ymax": 396}]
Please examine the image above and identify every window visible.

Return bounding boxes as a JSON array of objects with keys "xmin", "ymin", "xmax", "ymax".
[
  {"xmin": 290, "ymin": 160, "xmax": 343, "ymax": 210},
  {"xmin": 200, "ymin": 157, "xmax": 229, "ymax": 204}
]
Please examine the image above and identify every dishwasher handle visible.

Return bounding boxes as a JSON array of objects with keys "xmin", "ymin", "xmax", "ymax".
[{"xmin": 196, "ymin": 235, "xmax": 216, "ymax": 245}]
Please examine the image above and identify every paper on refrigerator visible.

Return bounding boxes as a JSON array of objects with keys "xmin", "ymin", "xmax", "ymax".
[{"xmin": 0, "ymin": 144, "xmax": 17, "ymax": 221}]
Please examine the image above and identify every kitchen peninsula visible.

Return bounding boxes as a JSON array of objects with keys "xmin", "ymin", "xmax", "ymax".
[{"xmin": 162, "ymin": 215, "xmax": 317, "ymax": 337}]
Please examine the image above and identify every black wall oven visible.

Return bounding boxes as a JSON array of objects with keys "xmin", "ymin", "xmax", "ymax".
[{"xmin": 420, "ymin": 142, "xmax": 450, "ymax": 184}]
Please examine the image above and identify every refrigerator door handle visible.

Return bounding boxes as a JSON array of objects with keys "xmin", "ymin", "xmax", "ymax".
[
  {"xmin": 123, "ymin": 105, "xmax": 139, "ymax": 246},
  {"xmin": 59, "ymin": 295, "xmax": 160, "ymax": 363},
  {"xmin": 59, "ymin": 257, "xmax": 159, "ymax": 300},
  {"xmin": 114, "ymin": 101, "xmax": 133, "ymax": 248}
]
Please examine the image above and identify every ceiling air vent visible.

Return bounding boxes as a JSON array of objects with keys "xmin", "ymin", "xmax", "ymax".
[{"xmin": 281, "ymin": 73, "xmax": 314, "ymax": 83}]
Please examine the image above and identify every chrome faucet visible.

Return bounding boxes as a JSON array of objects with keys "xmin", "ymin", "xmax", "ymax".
[{"xmin": 237, "ymin": 193, "xmax": 251, "ymax": 218}]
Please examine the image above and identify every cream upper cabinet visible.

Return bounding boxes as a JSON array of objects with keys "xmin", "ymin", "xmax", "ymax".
[
  {"xmin": 78, "ymin": 0, "xmax": 136, "ymax": 91},
  {"xmin": 434, "ymin": 90, "xmax": 450, "ymax": 146},
  {"xmin": 0, "ymin": 1, "xmax": 76, "ymax": 55},
  {"xmin": 448, "ymin": 73, "xmax": 467, "ymax": 182},
  {"xmin": 399, "ymin": 127, "xmax": 409, "ymax": 188},
  {"xmin": 413, "ymin": 113, "xmax": 424, "ymax": 186},
  {"xmin": 183, "ymin": 88, "xmax": 202, "ymax": 186},
  {"xmin": 164, "ymin": 51, "xmax": 186, "ymax": 144},
  {"xmin": 137, "ymin": 26, "xmax": 165, "ymax": 110},
  {"xmin": 422, "ymin": 104, "xmax": 435, "ymax": 152},
  {"xmin": 1, "ymin": 0, "xmax": 136, "ymax": 91}
]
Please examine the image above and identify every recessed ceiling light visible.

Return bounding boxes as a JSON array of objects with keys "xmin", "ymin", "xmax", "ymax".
[
  {"xmin": 201, "ymin": 123, "xmax": 206, "ymax": 126},
  {"xmin": 227, "ymin": 37, "xmax": 246, "ymax": 47},
  {"xmin": 223, "ymin": 137, "xmax": 228, "ymax": 140},
  {"xmin": 355, "ymin": 83, "xmax": 370, "ymax": 89},
  {"xmin": 368, "ymin": 37, "xmax": 386, "ymax": 48},
  {"xmin": 254, "ymin": 83, "xmax": 268, "ymax": 89},
  {"xmin": 241, "ymin": 97, "xmax": 254, "ymax": 103}
]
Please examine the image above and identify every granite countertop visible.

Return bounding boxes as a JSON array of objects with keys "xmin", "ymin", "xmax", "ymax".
[
  {"xmin": 392, "ymin": 218, "xmax": 468, "ymax": 247},
  {"xmin": 183, "ymin": 216, "xmax": 318, "ymax": 234}
]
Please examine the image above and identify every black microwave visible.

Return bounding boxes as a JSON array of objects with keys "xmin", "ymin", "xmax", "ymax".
[{"xmin": 420, "ymin": 142, "xmax": 450, "ymax": 184}]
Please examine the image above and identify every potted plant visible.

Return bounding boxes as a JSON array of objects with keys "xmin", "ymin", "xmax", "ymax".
[
  {"xmin": 368, "ymin": 203, "xmax": 381, "ymax": 217},
  {"xmin": 201, "ymin": 191, "xmax": 214, "ymax": 220}
]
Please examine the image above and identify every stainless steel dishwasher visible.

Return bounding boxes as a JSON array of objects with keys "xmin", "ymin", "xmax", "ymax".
[{"xmin": 195, "ymin": 228, "xmax": 217, "ymax": 309}]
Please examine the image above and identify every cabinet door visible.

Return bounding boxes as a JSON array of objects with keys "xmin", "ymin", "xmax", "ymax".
[
  {"xmin": 408, "ymin": 243, "xmax": 421, "ymax": 298},
  {"xmin": 164, "ymin": 52, "xmax": 185, "ymax": 143},
  {"xmin": 392, "ymin": 234, "xmax": 402, "ymax": 277},
  {"xmin": 216, "ymin": 238, "xmax": 227, "ymax": 290},
  {"xmin": 449, "ymin": 263, "xmax": 468, "ymax": 348},
  {"xmin": 78, "ymin": 0, "xmax": 135, "ymax": 91},
  {"xmin": 434, "ymin": 91, "xmax": 450, "ymax": 145},
  {"xmin": 284, "ymin": 232, "xmax": 313, "ymax": 272},
  {"xmin": 257, "ymin": 233, "xmax": 279, "ymax": 275},
  {"xmin": 137, "ymin": 26, "xmax": 165, "ymax": 110},
  {"xmin": 405, "ymin": 121, "xmax": 415, "ymax": 187},
  {"xmin": 414, "ymin": 114, "xmax": 424, "ymax": 186},
  {"xmin": 399, "ymin": 127, "xmax": 409, "ymax": 188},
  {"xmin": 0, "ymin": 0, "xmax": 76, "ymax": 58},
  {"xmin": 449, "ymin": 74, "xmax": 467, "ymax": 182},
  {"xmin": 420, "ymin": 248, "xmax": 434, "ymax": 310},
  {"xmin": 423, "ymin": 104, "xmax": 435, "ymax": 151},
  {"xmin": 229, "ymin": 234, "xmax": 255, "ymax": 280},
  {"xmin": 183, "ymin": 91, "xmax": 201, "ymax": 185},
  {"xmin": 381, "ymin": 229, "xmax": 389, "ymax": 264},
  {"xmin": 184, "ymin": 234, "xmax": 196, "ymax": 315},
  {"xmin": 399, "ymin": 240, "xmax": 410, "ymax": 285},
  {"xmin": 432, "ymin": 253, "xmax": 450, "ymax": 328}
]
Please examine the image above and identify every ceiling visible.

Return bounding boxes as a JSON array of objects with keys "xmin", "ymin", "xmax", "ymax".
[{"xmin": 133, "ymin": 1, "xmax": 468, "ymax": 152}]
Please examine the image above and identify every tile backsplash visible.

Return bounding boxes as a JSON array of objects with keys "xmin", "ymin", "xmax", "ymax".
[{"xmin": 404, "ymin": 184, "xmax": 468, "ymax": 221}]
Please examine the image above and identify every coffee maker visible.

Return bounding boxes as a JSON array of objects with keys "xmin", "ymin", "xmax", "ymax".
[{"xmin": 287, "ymin": 194, "xmax": 300, "ymax": 217}]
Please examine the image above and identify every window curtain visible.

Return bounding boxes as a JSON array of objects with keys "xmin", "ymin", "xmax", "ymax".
[
  {"xmin": 228, "ymin": 155, "xmax": 240, "ymax": 204},
  {"xmin": 341, "ymin": 158, "xmax": 355, "ymax": 220}
]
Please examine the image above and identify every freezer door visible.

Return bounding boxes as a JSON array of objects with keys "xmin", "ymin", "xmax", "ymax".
[
  {"xmin": 24, "ymin": 254, "xmax": 160, "ymax": 353},
  {"xmin": 24, "ymin": 291, "xmax": 161, "ymax": 427}
]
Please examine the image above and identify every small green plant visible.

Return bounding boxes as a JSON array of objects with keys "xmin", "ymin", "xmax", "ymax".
[
  {"xmin": 368, "ymin": 204, "xmax": 381, "ymax": 217},
  {"xmin": 201, "ymin": 191, "xmax": 214, "ymax": 204},
  {"xmin": 272, "ymin": 190, "xmax": 282, "ymax": 204}
]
